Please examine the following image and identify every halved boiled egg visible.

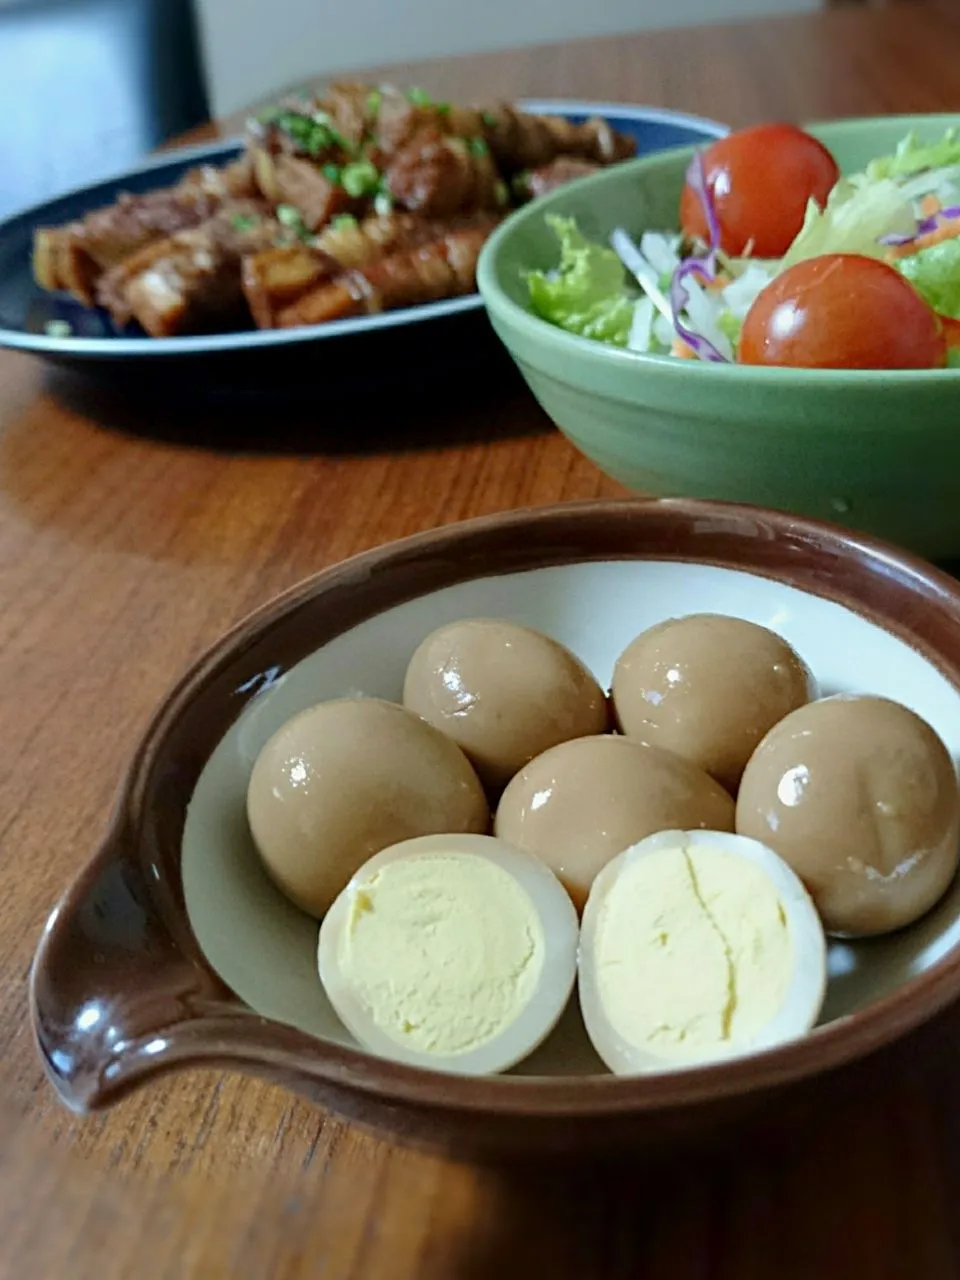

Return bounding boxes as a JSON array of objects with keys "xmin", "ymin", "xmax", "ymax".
[
  {"xmin": 318, "ymin": 833, "xmax": 578, "ymax": 1075},
  {"xmin": 578, "ymin": 829, "xmax": 826, "ymax": 1075}
]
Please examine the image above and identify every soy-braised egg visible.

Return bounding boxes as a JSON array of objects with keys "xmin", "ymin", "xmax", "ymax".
[
  {"xmin": 318, "ymin": 833, "xmax": 578, "ymax": 1074},
  {"xmin": 736, "ymin": 694, "xmax": 960, "ymax": 935},
  {"xmin": 495, "ymin": 735, "xmax": 735, "ymax": 911},
  {"xmin": 403, "ymin": 618, "xmax": 608, "ymax": 791},
  {"xmin": 612, "ymin": 614, "xmax": 815, "ymax": 792},
  {"xmin": 578, "ymin": 829, "xmax": 827, "ymax": 1074},
  {"xmin": 247, "ymin": 697, "xmax": 488, "ymax": 917}
]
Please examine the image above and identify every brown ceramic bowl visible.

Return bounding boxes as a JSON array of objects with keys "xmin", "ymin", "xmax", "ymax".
[{"xmin": 29, "ymin": 499, "xmax": 960, "ymax": 1161}]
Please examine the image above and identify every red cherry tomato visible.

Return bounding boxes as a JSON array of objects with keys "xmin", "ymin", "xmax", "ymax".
[
  {"xmin": 738, "ymin": 254, "xmax": 947, "ymax": 370},
  {"xmin": 941, "ymin": 312, "xmax": 960, "ymax": 353},
  {"xmin": 680, "ymin": 123, "xmax": 840, "ymax": 258}
]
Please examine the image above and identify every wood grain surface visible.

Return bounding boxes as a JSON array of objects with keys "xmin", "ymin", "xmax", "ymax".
[{"xmin": 3, "ymin": 3, "xmax": 960, "ymax": 1275}]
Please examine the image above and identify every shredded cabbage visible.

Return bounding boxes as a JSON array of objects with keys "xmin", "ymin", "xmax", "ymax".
[
  {"xmin": 898, "ymin": 164, "xmax": 960, "ymax": 206},
  {"xmin": 627, "ymin": 295, "xmax": 655, "ymax": 352},
  {"xmin": 721, "ymin": 262, "xmax": 776, "ymax": 319},
  {"xmin": 669, "ymin": 264, "xmax": 733, "ymax": 361},
  {"xmin": 639, "ymin": 231, "xmax": 681, "ymax": 278}
]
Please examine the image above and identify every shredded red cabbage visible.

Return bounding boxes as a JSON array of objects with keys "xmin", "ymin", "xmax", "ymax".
[
  {"xmin": 668, "ymin": 259, "xmax": 729, "ymax": 362},
  {"xmin": 664, "ymin": 151, "xmax": 730, "ymax": 361},
  {"xmin": 684, "ymin": 152, "xmax": 721, "ymax": 268},
  {"xmin": 879, "ymin": 205, "xmax": 960, "ymax": 246}
]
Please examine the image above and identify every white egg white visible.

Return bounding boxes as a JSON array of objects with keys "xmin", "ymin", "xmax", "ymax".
[
  {"xmin": 578, "ymin": 828, "xmax": 827, "ymax": 1076},
  {"xmin": 318, "ymin": 833, "xmax": 579, "ymax": 1076}
]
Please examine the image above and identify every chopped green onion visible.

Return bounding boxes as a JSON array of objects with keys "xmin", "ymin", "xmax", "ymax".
[
  {"xmin": 332, "ymin": 213, "xmax": 359, "ymax": 229},
  {"xmin": 275, "ymin": 204, "xmax": 312, "ymax": 240},
  {"xmin": 436, "ymin": 102, "xmax": 451, "ymax": 116},
  {"xmin": 494, "ymin": 180, "xmax": 509, "ymax": 207},
  {"xmin": 312, "ymin": 110, "xmax": 350, "ymax": 151},
  {"xmin": 406, "ymin": 86, "xmax": 432, "ymax": 106},
  {"xmin": 322, "ymin": 162, "xmax": 342, "ymax": 183},
  {"xmin": 481, "ymin": 110, "xmax": 499, "ymax": 128},
  {"xmin": 468, "ymin": 137, "xmax": 489, "ymax": 157},
  {"xmin": 230, "ymin": 213, "xmax": 259, "ymax": 232},
  {"xmin": 276, "ymin": 204, "xmax": 311, "ymax": 239},
  {"xmin": 374, "ymin": 191, "xmax": 394, "ymax": 217},
  {"xmin": 273, "ymin": 110, "xmax": 341, "ymax": 157},
  {"xmin": 43, "ymin": 319, "xmax": 73, "ymax": 337},
  {"xmin": 367, "ymin": 89, "xmax": 382, "ymax": 116},
  {"xmin": 341, "ymin": 159, "xmax": 380, "ymax": 197}
]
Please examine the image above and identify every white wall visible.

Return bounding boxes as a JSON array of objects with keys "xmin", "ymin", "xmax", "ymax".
[{"xmin": 196, "ymin": 0, "xmax": 819, "ymax": 118}]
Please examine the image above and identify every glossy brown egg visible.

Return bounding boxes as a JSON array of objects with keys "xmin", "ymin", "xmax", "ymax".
[
  {"xmin": 494, "ymin": 734, "xmax": 735, "ymax": 911},
  {"xmin": 247, "ymin": 697, "xmax": 489, "ymax": 917},
  {"xmin": 402, "ymin": 619, "xmax": 608, "ymax": 791},
  {"xmin": 736, "ymin": 695, "xmax": 960, "ymax": 936},
  {"xmin": 612, "ymin": 614, "xmax": 815, "ymax": 792}
]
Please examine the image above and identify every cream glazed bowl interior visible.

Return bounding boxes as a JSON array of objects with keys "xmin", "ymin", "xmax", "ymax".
[{"xmin": 30, "ymin": 499, "xmax": 960, "ymax": 1161}]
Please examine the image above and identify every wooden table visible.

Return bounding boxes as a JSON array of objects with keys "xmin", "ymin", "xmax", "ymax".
[{"xmin": 3, "ymin": 3, "xmax": 960, "ymax": 1275}]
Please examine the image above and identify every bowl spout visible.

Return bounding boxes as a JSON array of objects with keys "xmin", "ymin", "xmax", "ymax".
[{"xmin": 29, "ymin": 815, "xmax": 236, "ymax": 1113}]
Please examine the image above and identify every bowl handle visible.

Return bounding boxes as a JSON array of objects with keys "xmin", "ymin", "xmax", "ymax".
[{"xmin": 29, "ymin": 814, "xmax": 244, "ymax": 1113}]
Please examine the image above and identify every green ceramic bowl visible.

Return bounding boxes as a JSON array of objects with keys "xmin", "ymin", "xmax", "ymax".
[{"xmin": 477, "ymin": 115, "xmax": 960, "ymax": 558}]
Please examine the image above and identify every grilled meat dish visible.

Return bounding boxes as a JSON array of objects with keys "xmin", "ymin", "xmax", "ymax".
[
  {"xmin": 96, "ymin": 202, "xmax": 277, "ymax": 337},
  {"xmin": 242, "ymin": 210, "xmax": 484, "ymax": 327},
  {"xmin": 32, "ymin": 83, "xmax": 636, "ymax": 336},
  {"xmin": 33, "ymin": 159, "xmax": 256, "ymax": 305},
  {"xmin": 384, "ymin": 131, "xmax": 503, "ymax": 217},
  {"xmin": 271, "ymin": 220, "xmax": 495, "ymax": 328}
]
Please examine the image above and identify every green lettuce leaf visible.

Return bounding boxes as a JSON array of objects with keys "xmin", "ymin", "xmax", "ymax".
[
  {"xmin": 527, "ymin": 215, "xmax": 634, "ymax": 346},
  {"xmin": 780, "ymin": 175, "xmax": 915, "ymax": 269},
  {"xmin": 897, "ymin": 239, "xmax": 960, "ymax": 320},
  {"xmin": 867, "ymin": 129, "xmax": 960, "ymax": 180}
]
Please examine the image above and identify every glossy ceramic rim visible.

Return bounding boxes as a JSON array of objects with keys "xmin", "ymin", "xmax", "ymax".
[
  {"xmin": 477, "ymin": 111, "xmax": 960, "ymax": 387},
  {"xmin": 29, "ymin": 497, "xmax": 960, "ymax": 1118},
  {"xmin": 0, "ymin": 100, "xmax": 726, "ymax": 360}
]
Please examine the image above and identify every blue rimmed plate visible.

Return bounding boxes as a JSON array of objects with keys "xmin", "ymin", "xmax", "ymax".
[{"xmin": 0, "ymin": 101, "xmax": 726, "ymax": 386}]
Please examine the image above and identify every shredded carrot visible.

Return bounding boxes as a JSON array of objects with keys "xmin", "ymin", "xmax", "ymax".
[
  {"xmin": 671, "ymin": 337, "xmax": 697, "ymax": 358},
  {"xmin": 886, "ymin": 218, "xmax": 960, "ymax": 261},
  {"xmin": 920, "ymin": 193, "xmax": 943, "ymax": 219}
]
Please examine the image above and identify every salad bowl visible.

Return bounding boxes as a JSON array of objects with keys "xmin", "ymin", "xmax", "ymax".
[{"xmin": 477, "ymin": 115, "xmax": 960, "ymax": 560}]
